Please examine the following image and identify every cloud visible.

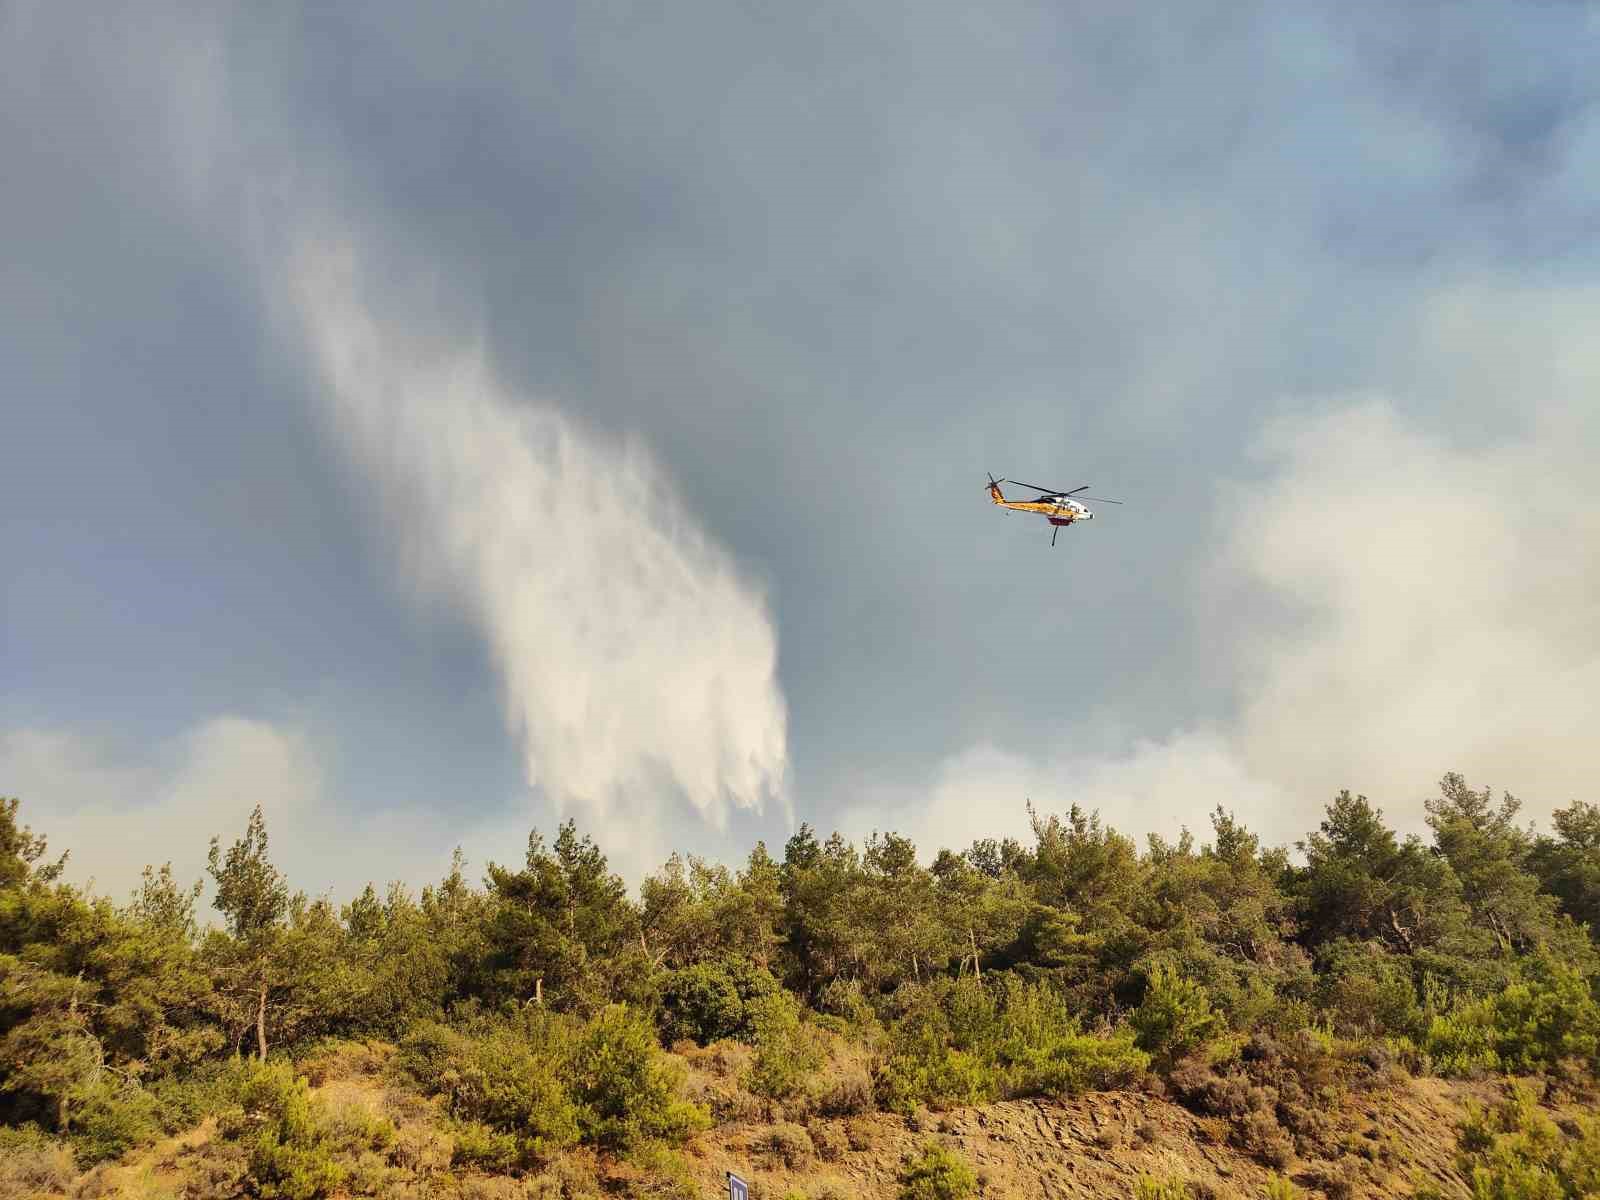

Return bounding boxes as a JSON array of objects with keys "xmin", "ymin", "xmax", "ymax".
[
  {"xmin": 285, "ymin": 238, "xmax": 789, "ymax": 864},
  {"xmin": 3, "ymin": 716, "xmax": 549, "ymax": 904},
  {"xmin": 3, "ymin": 718, "xmax": 322, "ymax": 900}
]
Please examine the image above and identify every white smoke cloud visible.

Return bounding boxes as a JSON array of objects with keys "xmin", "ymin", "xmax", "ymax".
[
  {"xmin": 286, "ymin": 240, "xmax": 789, "ymax": 851},
  {"xmin": 869, "ymin": 279, "xmax": 1600, "ymax": 855},
  {"xmin": 1213, "ymin": 279, "xmax": 1600, "ymax": 829},
  {"xmin": 840, "ymin": 730, "xmax": 1290, "ymax": 857},
  {"xmin": 1223, "ymin": 405, "xmax": 1600, "ymax": 833}
]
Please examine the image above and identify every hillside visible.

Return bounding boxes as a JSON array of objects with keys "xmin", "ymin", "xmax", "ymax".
[
  {"xmin": 680, "ymin": 1078, "xmax": 1487, "ymax": 1200},
  {"xmin": 13, "ymin": 1041, "xmax": 1586, "ymax": 1200}
]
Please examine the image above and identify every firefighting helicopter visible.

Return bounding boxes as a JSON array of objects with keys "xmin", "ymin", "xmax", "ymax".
[{"xmin": 985, "ymin": 473, "xmax": 1122, "ymax": 546}]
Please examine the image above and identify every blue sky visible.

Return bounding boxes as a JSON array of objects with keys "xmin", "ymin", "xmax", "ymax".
[{"xmin": 5, "ymin": 2, "xmax": 1598, "ymax": 899}]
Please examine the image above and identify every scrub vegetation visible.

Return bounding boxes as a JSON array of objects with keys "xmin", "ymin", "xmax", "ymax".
[{"xmin": 2, "ymin": 773, "xmax": 1598, "ymax": 1197}]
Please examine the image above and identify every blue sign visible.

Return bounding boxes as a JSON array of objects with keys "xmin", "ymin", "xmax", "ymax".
[{"xmin": 727, "ymin": 1171, "xmax": 749, "ymax": 1200}]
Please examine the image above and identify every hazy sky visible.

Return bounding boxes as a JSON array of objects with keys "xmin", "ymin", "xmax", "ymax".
[{"xmin": 5, "ymin": 2, "xmax": 1598, "ymax": 901}]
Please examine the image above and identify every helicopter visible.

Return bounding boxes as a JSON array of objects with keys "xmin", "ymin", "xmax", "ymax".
[{"xmin": 985, "ymin": 473, "xmax": 1122, "ymax": 546}]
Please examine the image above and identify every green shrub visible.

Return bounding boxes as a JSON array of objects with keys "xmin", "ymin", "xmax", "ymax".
[
  {"xmin": 897, "ymin": 1140, "xmax": 977, "ymax": 1200},
  {"xmin": 1483, "ymin": 959, "xmax": 1600, "ymax": 1073},
  {"xmin": 943, "ymin": 976, "xmax": 999, "ymax": 1052},
  {"xmin": 1450, "ymin": 1080, "xmax": 1600, "ymax": 1198},
  {"xmin": 1423, "ymin": 958, "xmax": 1600, "ymax": 1077},
  {"xmin": 745, "ymin": 991, "xmax": 827, "ymax": 1103},
  {"xmin": 878, "ymin": 1047, "xmax": 998, "ymax": 1115},
  {"xmin": 993, "ymin": 977, "xmax": 1148, "ymax": 1097},
  {"xmin": 396, "ymin": 1013, "xmax": 580, "ymax": 1164},
  {"xmin": 656, "ymin": 958, "xmax": 781, "ymax": 1045},
  {"xmin": 219, "ymin": 1060, "xmax": 346, "ymax": 1200},
  {"xmin": 1131, "ymin": 963, "xmax": 1219, "ymax": 1069},
  {"xmin": 325, "ymin": 1098, "xmax": 397, "ymax": 1156},
  {"xmin": 1421, "ymin": 1006, "xmax": 1499, "ymax": 1077},
  {"xmin": 247, "ymin": 1135, "xmax": 347, "ymax": 1200},
  {"xmin": 1315, "ymin": 942, "xmax": 1425, "ymax": 1040},
  {"xmin": 220, "ymin": 1065, "xmax": 395, "ymax": 1199},
  {"xmin": 818, "ymin": 977, "xmax": 874, "ymax": 1026},
  {"xmin": 571, "ymin": 1004, "xmax": 710, "ymax": 1152},
  {"xmin": 1262, "ymin": 1176, "xmax": 1297, "ymax": 1200},
  {"xmin": 874, "ymin": 976, "xmax": 1148, "ymax": 1113},
  {"xmin": 450, "ymin": 1118, "xmax": 523, "ymax": 1172},
  {"xmin": 1005, "ymin": 1025, "xmax": 1149, "ymax": 1098},
  {"xmin": 0, "ymin": 1122, "xmax": 66, "ymax": 1155},
  {"xmin": 68, "ymin": 1080, "xmax": 162, "ymax": 1165},
  {"xmin": 147, "ymin": 1057, "xmax": 255, "ymax": 1135},
  {"xmin": 392, "ymin": 1018, "xmax": 462, "ymax": 1086},
  {"xmin": 397, "ymin": 1006, "xmax": 706, "ymax": 1161}
]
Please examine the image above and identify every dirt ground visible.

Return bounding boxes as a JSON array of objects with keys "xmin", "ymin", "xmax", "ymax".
[{"xmin": 682, "ymin": 1076, "xmax": 1504, "ymax": 1199}]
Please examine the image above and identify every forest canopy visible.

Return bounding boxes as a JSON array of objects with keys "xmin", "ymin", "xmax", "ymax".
[{"xmin": 2, "ymin": 775, "xmax": 1598, "ymax": 1188}]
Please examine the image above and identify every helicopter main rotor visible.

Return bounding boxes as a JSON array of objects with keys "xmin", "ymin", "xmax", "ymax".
[{"xmin": 1004, "ymin": 479, "xmax": 1122, "ymax": 504}]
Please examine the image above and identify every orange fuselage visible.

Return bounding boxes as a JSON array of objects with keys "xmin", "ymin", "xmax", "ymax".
[{"xmin": 986, "ymin": 482, "xmax": 1091, "ymax": 523}]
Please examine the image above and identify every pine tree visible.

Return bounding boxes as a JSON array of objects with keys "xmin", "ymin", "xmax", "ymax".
[{"xmin": 206, "ymin": 805, "xmax": 290, "ymax": 1060}]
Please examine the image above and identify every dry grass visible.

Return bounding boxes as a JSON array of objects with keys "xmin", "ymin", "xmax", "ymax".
[
  {"xmin": 677, "ymin": 1039, "xmax": 766, "ymax": 1125},
  {"xmin": 813, "ymin": 1042, "xmax": 875, "ymax": 1118},
  {"xmin": 295, "ymin": 1039, "xmax": 392, "ymax": 1087},
  {"xmin": 805, "ymin": 1119, "xmax": 847, "ymax": 1162},
  {"xmin": 526, "ymin": 1151, "xmax": 602, "ymax": 1199},
  {"xmin": 675, "ymin": 1026, "xmax": 881, "ymax": 1131},
  {"xmin": 759, "ymin": 1122, "xmax": 815, "ymax": 1169},
  {"xmin": 0, "ymin": 1141, "xmax": 75, "ymax": 1200}
]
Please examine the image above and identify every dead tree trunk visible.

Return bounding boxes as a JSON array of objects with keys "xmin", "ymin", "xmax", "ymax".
[
  {"xmin": 1385, "ymin": 907, "xmax": 1416, "ymax": 954},
  {"xmin": 255, "ymin": 980, "xmax": 269, "ymax": 1061}
]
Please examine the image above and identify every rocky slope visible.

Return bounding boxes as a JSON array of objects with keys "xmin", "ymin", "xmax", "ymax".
[
  {"xmin": 680, "ymin": 1078, "xmax": 1495, "ymax": 1199},
  {"xmin": 20, "ymin": 1061, "xmax": 1541, "ymax": 1200}
]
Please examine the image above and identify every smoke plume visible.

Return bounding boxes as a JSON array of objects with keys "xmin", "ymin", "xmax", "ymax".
[{"xmin": 289, "ymin": 242, "xmax": 789, "ymax": 844}]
